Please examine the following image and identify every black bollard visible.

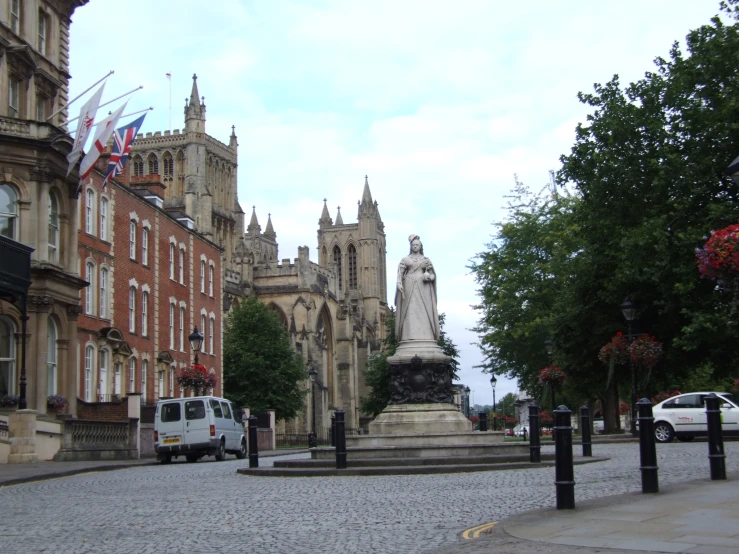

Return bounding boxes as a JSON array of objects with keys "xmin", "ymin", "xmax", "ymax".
[
  {"xmin": 335, "ymin": 408, "xmax": 347, "ymax": 469},
  {"xmin": 705, "ymin": 394, "xmax": 726, "ymax": 480},
  {"xmin": 248, "ymin": 415, "xmax": 259, "ymax": 468},
  {"xmin": 330, "ymin": 414, "xmax": 336, "ymax": 447},
  {"xmin": 580, "ymin": 405, "xmax": 592, "ymax": 457},
  {"xmin": 637, "ymin": 398, "xmax": 659, "ymax": 493},
  {"xmin": 554, "ymin": 405, "xmax": 575, "ymax": 509},
  {"xmin": 528, "ymin": 402, "xmax": 541, "ymax": 463},
  {"xmin": 478, "ymin": 411, "xmax": 488, "ymax": 432},
  {"xmin": 522, "ymin": 427, "xmax": 528, "ymax": 442}
]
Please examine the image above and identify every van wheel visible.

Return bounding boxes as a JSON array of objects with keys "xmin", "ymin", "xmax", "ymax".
[
  {"xmin": 160, "ymin": 455, "xmax": 172, "ymax": 464},
  {"xmin": 186, "ymin": 455, "xmax": 198, "ymax": 463},
  {"xmin": 236, "ymin": 439, "xmax": 247, "ymax": 459},
  {"xmin": 215, "ymin": 439, "xmax": 226, "ymax": 461}
]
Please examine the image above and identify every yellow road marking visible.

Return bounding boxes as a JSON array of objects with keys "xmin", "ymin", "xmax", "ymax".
[{"xmin": 461, "ymin": 521, "xmax": 498, "ymax": 540}]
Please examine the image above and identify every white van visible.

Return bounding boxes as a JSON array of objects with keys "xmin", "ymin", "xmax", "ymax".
[{"xmin": 154, "ymin": 395, "xmax": 247, "ymax": 463}]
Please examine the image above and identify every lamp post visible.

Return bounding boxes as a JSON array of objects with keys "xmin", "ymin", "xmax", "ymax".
[
  {"xmin": 464, "ymin": 386, "xmax": 471, "ymax": 417},
  {"xmin": 620, "ymin": 296, "xmax": 639, "ymax": 437},
  {"xmin": 544, "ymin": 336, "xmax": 556, "ymax": 412},
  {"xmin": 490, "ymin": 374, "xmax": 497, "ymax": 431},
  {"xmin": 188, "ymin": 327, "xmax": 204, "ymax": 365},
  {"xmin": 308, "ymin": 366, "xmax": 318, "ymax": 447}
]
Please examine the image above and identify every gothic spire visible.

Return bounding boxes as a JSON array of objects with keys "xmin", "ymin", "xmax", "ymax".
[
  {"xmin": 247, "ymin": 205, "xmax": 261, "ymax": 234},
  {"xmin": 361, "ymin": 175, "xmax": 373, "ymax": 205},
  {"xmin": 264, "ymin": 213, "xmax": 276, "ymax": 239},
  {"xmin": 319, "ymin": 198, "xmax": 333, "ymax": 227},
  {"xmin": 229, "ymin": 125, "xmax": 238, "ymax": 148},
  {"xmin": 189, "ymin": 73, "xmax": 201, "ymax": 107},
  {"xmin": 335, "ymin": 206, "xmax": 344, "ymax": 226},
  {"xmin": 359, "ymin": 175, "xmax": 377, "ymax": 217}
]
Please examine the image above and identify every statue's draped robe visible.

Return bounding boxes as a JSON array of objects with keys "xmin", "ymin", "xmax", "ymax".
[{"xmin": 395, "ymin": 254, "xmax": 440, "ymax": 342}]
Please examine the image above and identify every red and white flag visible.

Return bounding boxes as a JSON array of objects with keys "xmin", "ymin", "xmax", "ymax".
[
  {"xmin": 66, "ymin": 83, "xmax": 106, "ymax": 176},
  {"xmin": 79, "ymin": 102, "xmax": 127, "ymax": 182}
]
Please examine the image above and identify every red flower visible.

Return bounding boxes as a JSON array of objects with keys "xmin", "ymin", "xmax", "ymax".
[
  {"xmin": 176, "ymin": 364, "xmax": 217, "ymax": 393},
  {"xmin": 628, "ymin": 334, "xmax": 663, "ymax": 369},
  {"xmin": 696, "ymin": 224, "xmax": 739, "ymax": 284},
  {"xmin": 598, "ymin": 333, "xmax": 629, "ymax": 366},
  {"xmin": 538, "ymin": 365, "xmax": 566, "ymax": 387}
]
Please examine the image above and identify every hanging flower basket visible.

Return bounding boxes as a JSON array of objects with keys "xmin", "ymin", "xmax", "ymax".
[
  {"xmin": 47, "ymin": 394, "xmax": 67, "ymax": 412},
  {"xmin": 696, "ymin": 223, "xmax": 739, "ymax": 285},
  {"xmin": 176, "ymin": 364, "xmax": 217, "ymax": 395},
  {"xmin": 598, "ymin": 332, "xmax": 629, "ymax": 366},
  {"xmin": 538, "ymin": 365, "xmax": 566, "ymax": 388},
  {"xmin": 0, "ymin": 394, "xmax": 20, "ymax": 408},
  {"xmin": 628, "ymin": 334, "xmax": 663, "ymax": 369}
]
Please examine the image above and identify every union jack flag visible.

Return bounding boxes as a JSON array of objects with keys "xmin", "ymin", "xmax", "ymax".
[{"xmin": 103, "ymin": 113, "xmax": 147, "ymax": 188}]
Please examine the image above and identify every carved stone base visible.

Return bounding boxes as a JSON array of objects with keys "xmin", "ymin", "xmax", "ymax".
[
  {"xmin": 369, "ymin": 403, "xmax": 473, "ymax": 436},
  {"xmin": 388, "ymin": 353, "xmax": 453, "ymax": 405}
]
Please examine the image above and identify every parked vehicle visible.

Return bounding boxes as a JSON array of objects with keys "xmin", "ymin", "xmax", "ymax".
[
  {"xmin": 154, "ymin": 396, "xmax": 247, "ymax": 463},
  {"xmin": 592, "ymin": 419, "xmax": 605, "ymax": 434},
  {"xmin": 652, "ymin": 392, "xmax": 739, "ymax": 443}
]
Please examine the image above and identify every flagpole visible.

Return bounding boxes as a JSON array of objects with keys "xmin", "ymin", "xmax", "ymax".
[
  {"xmin": 90, "ymin": 107, "xmax": 153, "ymax": 127},
  {"xmin": 65, "ymin": 86, "xmax": 143, "ymax": 125},
  {"xmin": 47, "ymin": 70, "xmax": 114, "ymax": 121},
  {"xmin": 167, "ymin": 72, "xmax": 172, "ymax": 133}
]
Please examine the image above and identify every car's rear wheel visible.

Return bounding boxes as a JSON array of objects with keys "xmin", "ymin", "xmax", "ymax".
[
  {"xmin": 215, "ymin": 439, "xmax": 226, "ymax": 461},
  {"xmin": 677, "ymin": 436, "xmax": 694, "ymax": 442},
  {"xmin": 186, "ymin": 455, "xmax": 198, "ymax": 463},
  {"xmin": 654, "ymin": 422, "xmax": 674, "ymax": 443},
  {"xmin": 235, "ymin": 439, "xmax": 247, "ymax": 459}
]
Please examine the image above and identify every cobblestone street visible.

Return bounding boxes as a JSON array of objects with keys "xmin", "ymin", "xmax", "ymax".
[{"xmin": 1, "ymin": 442, "xmax": 737, "ymax": 554}]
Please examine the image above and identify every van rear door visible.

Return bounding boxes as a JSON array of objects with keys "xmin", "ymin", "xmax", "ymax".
[
  {"xmin": 157, "ymin": 401, "xmax": 185, "ymax": 447},
  {"xmin": 184, "ymin": 399, "xmax": 210, "ymax": 445}
]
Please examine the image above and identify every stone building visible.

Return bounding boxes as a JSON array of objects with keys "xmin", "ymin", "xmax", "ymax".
[
  {"xmin": 122, "ymin": 75, "xmax": 390, "ymax": 430},
  {"xmin": 0, "ymin": 0, "xmax": 88, "ymax": 414}
]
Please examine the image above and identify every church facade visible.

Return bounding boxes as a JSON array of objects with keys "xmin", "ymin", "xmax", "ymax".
[{"xmin": 121, "ymin": 75, "xmax": 390, "ymax": 430}]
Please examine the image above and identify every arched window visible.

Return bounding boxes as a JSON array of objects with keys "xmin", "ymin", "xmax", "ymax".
[
  {"xmin": 47, "ymin": 192, "xmax": 59, "ymax": 262},
  {"xmin": 0, "ymin": 317, "xmax": 17, "ymax": 397},
  {"xmin": 128, "ymin": 358, "xmax": 136, "ymax": 393},
  {"xmin": 100, "ymin": 197, "xmax": 109, "ymax": 241},
  {"xmin": 348, "ymin": 244, "xmax": 357, "ymax": 289},
  {"xmin": 209, "ymin": 317, "xmax": 214, "ymax": 355},
  {"xmin": 129, "ymin": 221, "xmax": 136, "ymax": 259},
  {"xmin": 141, "ymin": 359, "xmax": 148, "ymax": 402},
  {"xmin": 179, "ymin": 306, "xmax": 185, "ymax": 351},
  {"xmin": 132, "ymin": 155, "xmax": 144, "ymax": 177},
  {"xmin": 169, "ymin": 244, "xmax": 175, "ymax": 279},
  {"xmin": 85, "ymin": 261, "xmax": 95, "ymax": 315},
  {"xmin": 333, "ymin": 246, "xmax": 342, "ymax": 291},
  {"xmin": 142, "ymin": 291, "xmax": 149, "ymax": 336},
  {"xmin": 99, "ymin": 267, "xmax": 108, "ymax": 319},
  {"xmin": 200, "ymin": 260, "xmax": 206, "ymax": 293},
  {"xmin": 142, "ymin": 228, "xmax": 149, "ymax": 265},
  {"xmin": 209, "ymin": 264, "xmax": 214, "ymax": 296},
  {"xmin": 84, "ymin": 345, "xmax": 94, "ymax": 401},
  {"xmin": 147, "ymin": 154, "xmax": 159, "ymax": 175},
  {"xmin": 0, "ymin": 184, "xmax": 19, "ymax": 239},
  {"xmin": 114, "ymin": 362, "xmax": 122, "ymax": 396},
  {"xmin": 85, "ymin": 188, "xmax": 95, "ymax": 235},
  {"xmin": 128, "ymin": 287, "xmax": 136, "ymax": 332},
  {"xmin": 158, "ymin": 370, "xmax": 165, "ymax": 399},
  {"xmin": 163, "ymin": 152, "xmax": 174, "ymax": 180},
  {"xmin": 169, "ymin": 365, "xmax": 174, "ymax": 397},
  {"xmin": 47, "ymin": 316, "xmax": 58, "ymax": 396},
  {"xmin": 179, "ymin": 248, "xmax": 185, "ymax": 284},
  {"xmin": 201, "ymin": 314, "xmax": 207, "ymax": 354},
  {"xmin": 169, "ymin": 303, "xmax": 175, "ymax": 349},
  {"xmin": 99, "ymin": 349, "xmax": 109, "ymax": 400}
]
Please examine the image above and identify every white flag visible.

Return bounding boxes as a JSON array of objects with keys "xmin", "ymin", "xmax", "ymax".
[
  {"xmin": 66, "ymin": 83, "xmax": 106, "ymax": 176},
  {"xmin": 79, "ymin": 102, "xmax": 127, "ymax": 182}
]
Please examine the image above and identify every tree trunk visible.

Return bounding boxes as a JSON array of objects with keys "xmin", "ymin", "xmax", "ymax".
[{"xmin": 599, "ymin": 379, "xmax": 620, "ymax": 433}]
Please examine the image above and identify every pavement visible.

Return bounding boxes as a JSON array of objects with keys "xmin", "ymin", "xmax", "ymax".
[{"xmin": 0, "ymin": 444, "xmax": 737, "ymax": 553}]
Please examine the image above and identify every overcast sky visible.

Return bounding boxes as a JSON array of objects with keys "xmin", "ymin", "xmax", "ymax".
[{"xmin": 69, "ymin": 0, "xmax": 722, "ymax": 407}]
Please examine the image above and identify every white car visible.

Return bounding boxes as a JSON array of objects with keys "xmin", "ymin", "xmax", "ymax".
[{"xmin": 652, "ymin": 392, "xmax": 739, "ymax": 443}]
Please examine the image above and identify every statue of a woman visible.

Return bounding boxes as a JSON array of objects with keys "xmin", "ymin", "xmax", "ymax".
[{"xmin": 395, "ymin": 234, "xmax": 440, "ymax": 342}]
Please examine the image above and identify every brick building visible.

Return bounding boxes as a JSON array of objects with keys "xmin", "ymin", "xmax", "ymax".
[{"xmin": 76, "ymin": 162, "xmax": 222, "ymax": 408}]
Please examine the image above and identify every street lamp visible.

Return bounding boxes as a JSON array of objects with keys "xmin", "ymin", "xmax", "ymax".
[
  {"xmin": 464, "ymin": 386, "xmax": 471, "ymax": 417},
  {"xmin": 729, "ymin": 154, "xmax": 739, "ymax": 186},
  {"xmin": 308, "ymin": 365, "xmax": 318, "ymax": 448},
  {"xmin": 620, "ymin": 296, "xmax": 639, "ymax": 437},
  {"xmin": 544, "ymin": 336, "xmax": 553, "ymax": 356},
  {"xmin": 490, "ymin": 374, "xmax": 497, "ymax": 431},
  {"xmin": 544, "ymin": 336, "xmax": 556, "ymax": 411},
  {"xmin": 188, "ymin": 327, "xmax": 204, "ymax": 365}
]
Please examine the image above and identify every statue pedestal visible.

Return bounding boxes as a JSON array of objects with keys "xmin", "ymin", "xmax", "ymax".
[{"xmin": 369, "ymin": 402, "xmax": 472, "ymax": 435}]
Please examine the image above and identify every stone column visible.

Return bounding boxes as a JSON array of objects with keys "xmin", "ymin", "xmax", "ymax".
[{"xmin": 7, "ymin": 409, "xmax": 39, "ymax": 464}]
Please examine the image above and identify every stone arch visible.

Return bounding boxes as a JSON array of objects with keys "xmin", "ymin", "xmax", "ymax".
[
  {"xmin": 332, "ymin": 244, "xmax": 343, "ymax": 292},
  {"xmin": 267, "ymin": 302, "xmax": 288, "ymax": 329},
  {"xmin": 316, "ymin": 303, "xmax": 335, "ymax": 407},
  {"xmin": 162, "ymin": 151, "xmax": 174, "ymax": 181},
  {"xmin": 147, "ymin": 153, "xmax": 159, "ymax": 175}
]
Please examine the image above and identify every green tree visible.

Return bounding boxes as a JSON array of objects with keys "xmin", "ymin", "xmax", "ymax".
[
  {"xmin": 360, "ymin": 311, "xmax": 460, "ymax": 417},
  {"xmin": 223, "ymin": 297, "xmax": 307, "ymax": 421},
  {"xmin": 494, "ymin": 392, "xmax": 518, "ymax": 419}
]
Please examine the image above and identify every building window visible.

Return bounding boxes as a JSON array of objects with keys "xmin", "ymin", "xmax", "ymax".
[
  {"xmin": 114, "ymin": 363, "xmax": 121, "ymax": 396},
  {"xmin": 333, "ymin": 246, "xmax": 342, "ymax": 291},
  {"xmin": 209, "ymin": 317, "xmax": 214, "ymax": 355},
  {"xmin": 142, "ymin": 228, "xmax": 148, "ymax": 265},
  {"xmin": 163, "ymin": 153, "xmax": 174, "ymax": 180},
  {"xmin": 200, "ymin": 261, "xmax": 205, "ymax": 293},
  {"xmin": 10, "ymin": 0, "xmax": 20, "ymax": 34},
  {"xmin": 142, "ymin": 291, "xmax": 148, "ymax": 336},
  {"xmin": 38, "ymin": 11, "xmax": 47, "ymax": 55},
  {"xmin": 169, "ymin": 366, "xmax": 174, "ymax": 397},
  {"xmin": 85, "ymin": 262, "xmax": 95, "ymax": 315},
  {"xmin": 179, "ymin": 249, "xmax": 184, "ymax": 284},
  {"xmin": 201, "ymin": 314, "xmax": 207, "ymax": 354},
  {"xmin": 99, "ymin": 349, "xmax": 108, "ymax": 399},
  {"xmin": 0, "ymin": 184, "xmax": 19, "ymax": 239},
  {"xmin": 129, "ymin": 287, "xmax": 136, "ymax": 333},
  {"xmin": 0, "ymin": 317, "xmax": 17, "ymax": 398},
  {"xmin": 47, "ymin": 192, "xmax": 59, "ymax": 259},
  {"xmin": 209, "ymin": 265, "xmax": 214, "ymax": 296},
  {"xmin": 348, "ymin": 244, "xmax": 357, "ymax": 289},
  {"xmin": 129, "ymin": 358, "xmax": 135, "ymax": 393},
  {"xmin": 36, "ymin": 94, "xmax": 47, "ymax": 122},
  {"xmin": 99, "ymin": 268, "xmax": 108, "ymax": 319},
  {"xmin": 141, "ymin": 360, "xmax": 148, "ymax": 402},
  {"xmin": 132, "ymin": 156, "xmax": 143, "ymax": 177},
  {"xmin": 179, "ymin": 307, "xmax": 185, "ymax": 351},
  {"xmin": 158, "ymin": 370, "xmax": 165, "ymax": 399},
  {"xmin": 47, "ymin": 317, "xmax": 58, "ymax": 396},
  {"xmin": 84, "ymin": 345, "xmax": 94, "ymax": 402},
  {"xmin": 169, "ymin": 304, "xmax": 175, "ymax": 349},
  {"xmin": 85, "ymin": 189, "xmax": 94, "ymax": 234},
  {"xmin": 8, "ymin": 77, "xmax": 20, "ymax": 118},
  {"xmin": 129, "ymin": 221, "xmax": 136, "ymax": 259},
  {"xmin": 147, "ymin": 154, "xmax": 159, "ymax": 175},
  {"xmin": 100, "ymin": 198, "xmax": 108, "ymax": 241},
  {"xmin": 169, "ymin": 244, "xmax": 175, "ymax": 279}
]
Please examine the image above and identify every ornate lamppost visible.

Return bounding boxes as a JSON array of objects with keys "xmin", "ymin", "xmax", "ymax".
[
  {"xmin": 544, "ymin": 336, "xmax": 555, "ymax": 411},
  {"xmin": 464, "ymin": 386, "xmax": 471, "ymax": 417},
  {"xmin": 188, "ymin": 327, "xmax": 204, "ymax": 365},
  {"xmin": 490, "ymin": 374, "xmax": 497, "ymax": 431},
  {"xmin": 620, "ymin": 296, "xmax": 639, "ymax": 437},
  {"xmin": 308, "ymin": 365, "xmax": 318, "ymax": 448}
]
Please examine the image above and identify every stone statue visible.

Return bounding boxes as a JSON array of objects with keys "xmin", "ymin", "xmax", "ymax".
[{"xmin": 395, "ymin": 234, "xmax": 440, "ymax": 342}]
